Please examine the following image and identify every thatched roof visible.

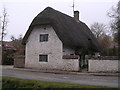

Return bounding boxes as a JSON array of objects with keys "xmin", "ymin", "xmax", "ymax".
[{"xmin": 22, "ymin": 7, "xmax": 100, "ymax": 53}]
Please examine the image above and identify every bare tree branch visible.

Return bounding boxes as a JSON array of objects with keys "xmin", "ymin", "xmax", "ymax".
[
  {"xmin": 90, "ymin": 22, "xmax": 106, "ymax": 39},
  {"xmin": 1, "ymin": 7, "xmax": 9, "ymax": 42}
]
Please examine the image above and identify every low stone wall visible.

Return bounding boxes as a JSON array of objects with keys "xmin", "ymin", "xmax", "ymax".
[
  {"xmin": 14, "ymin": 55, "xmax": 25, "ymax": 68},
  {"xmin": 25, "ymin": 58, "xmax": 79, "ymax": 71},
  {"xmin": 88, "ymin": 60, "xmax": 120, "ymax": 72},
  {"xmin": 62, "ymin": 59, "xmax": 79, "ymax": 71}
]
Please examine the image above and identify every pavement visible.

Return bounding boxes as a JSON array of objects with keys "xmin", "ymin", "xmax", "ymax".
[{"xmin": 1, "ymin": 65, "xmax": 120, "ymax": 77}]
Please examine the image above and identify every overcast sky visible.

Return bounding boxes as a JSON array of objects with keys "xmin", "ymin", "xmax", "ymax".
[{"xmin": 0, "ymin": 0, "xmax": 118, "ymax": 41}]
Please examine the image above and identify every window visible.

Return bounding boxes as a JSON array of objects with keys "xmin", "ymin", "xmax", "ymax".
[
  {"xmin": 40, "ymin": 34, "xmax": 48, "ymax": 42},
  {"xmin": 39, "ymin": 55, "xmax": 48, "ymax": 62}
]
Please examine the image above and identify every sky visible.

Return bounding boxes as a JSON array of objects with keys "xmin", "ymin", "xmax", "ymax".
[{"xmin": 0, "ymin": 0, "xmax": 118, "ymax": 41}]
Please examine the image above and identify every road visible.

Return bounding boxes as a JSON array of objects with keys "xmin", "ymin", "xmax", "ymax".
[{"xmin": 2, "ymin": 68, "xmax": 119, "ymax": 88}]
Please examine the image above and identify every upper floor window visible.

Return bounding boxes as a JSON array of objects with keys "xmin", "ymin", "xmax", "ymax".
[{"xmin": 40, "ymin": 34, "xmax": 48, "ymax": 42}]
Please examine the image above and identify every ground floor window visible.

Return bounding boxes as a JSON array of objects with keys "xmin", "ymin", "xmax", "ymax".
[{"xmin": 39, "ymin": 55, "xmax": 48, "ymax": 62}]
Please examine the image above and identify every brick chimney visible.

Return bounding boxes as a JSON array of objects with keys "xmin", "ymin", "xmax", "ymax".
[{"xmin": 74, "ymin": 11, "xmax": 79, "ymax": 21}]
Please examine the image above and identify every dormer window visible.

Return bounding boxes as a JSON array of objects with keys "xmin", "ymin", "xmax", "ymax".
[{"xmin": 40, "ymin": 34, "xmax": 48, "ymax": 42}]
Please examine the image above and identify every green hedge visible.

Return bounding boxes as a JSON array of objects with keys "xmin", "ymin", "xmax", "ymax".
[{"xmin": 2, "ymin": 55, "xmax": 14, "ymax": 65}]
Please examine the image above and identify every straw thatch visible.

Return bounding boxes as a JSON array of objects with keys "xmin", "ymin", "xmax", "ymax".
[{"xmin": 22, "ymin": 7, "xmax": 100, "ymax": 53}]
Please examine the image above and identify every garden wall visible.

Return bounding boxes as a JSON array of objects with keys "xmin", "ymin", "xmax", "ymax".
[
  {"xmin": 88, "ymin": 60, "xmax": 120, "ymax": 72},
  {"xmin": 14, "ymin": 55, "xmax": 25, "ymax": 68}
]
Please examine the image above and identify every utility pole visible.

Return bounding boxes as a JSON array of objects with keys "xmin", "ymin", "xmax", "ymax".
[
  {"xmin": 0, "ymin": 17, "xmax": 2, "ymax": 65},
  {"xmin": 72, "ymin": 0, "xmax": 75, "ymax": 16}
]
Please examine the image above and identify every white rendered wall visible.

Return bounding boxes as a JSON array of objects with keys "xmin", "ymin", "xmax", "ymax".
[
  {"xmin": 62, "ymin": 59, "xmax": 79, "ymax": 71},
  {"xmin": 89, "ymin": 60, "xmax": 119, "ymax": 72},
  {"xmin": 25, "ymin": 25, "xmax": 63, "ymax": 70},
  {"xmin": 25, "ymin": 25, "xmax": 79, "ymax": 71}
]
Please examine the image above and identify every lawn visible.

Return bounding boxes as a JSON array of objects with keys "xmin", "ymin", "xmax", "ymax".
[{"xmin": 2, "ymin": 76, "xmax": 119, "ymax": 89}]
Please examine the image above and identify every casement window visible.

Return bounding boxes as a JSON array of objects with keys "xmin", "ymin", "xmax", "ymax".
[
  {"xmin": 40, "ymin": 34, "xmax": 48, "ymax": 42},
  {"xmin": 39, "ymin": 55, "xmax": 48, "ymax": 62}
]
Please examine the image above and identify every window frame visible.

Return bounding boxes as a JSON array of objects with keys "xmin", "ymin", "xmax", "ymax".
[
  {"xmin": 39, "ymin": 55, "xmax": 48, "ymax": 62},
  {"xmin": 40, "ymin": 34, "xmax": 48, "ymax": 42}
]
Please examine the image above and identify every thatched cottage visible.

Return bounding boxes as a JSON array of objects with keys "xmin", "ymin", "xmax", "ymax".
[{"xmin": 22, "ymin": 7, "xmax": 100, "ymax": 71}]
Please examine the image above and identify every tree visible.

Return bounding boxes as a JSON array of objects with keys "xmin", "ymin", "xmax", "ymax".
[
  {"xmin": 90, "ymin": 22, "xmax": 106, "ymax": 39},
  {"xmin": 1, "ymin": 8, "xmax": 8, "ymax": 42},
  {"xmin": 98, "ymin": 35, "xmax": 111, "ymax": 56},
  {"xmin": 113, "ymin": 33, "xmax": 118, "ymax": 42},
  {"xmin": 90, "ymin": 22, "xmax": 114, "ymax": 56},
  {"xmin": 107, "ymin": 4, "xmax": 118, "ymax": 41},
  {"xmin": 11, "ymin": 35, "xmax": 25, "ymax": 55},
  {"xmin": 11, "ymin": 35, "xmax": 23, "ymax": 49},
  {"xmin": 0, "ymin": 7, "xmax": 9, "ymax": 64},
  {"xmin": 108, "ymin": 0, "xmax": 120, "ymax": 59},
  {"xmin": 107, "ymin": 4, "xmax": 118, "ymax": 31}
]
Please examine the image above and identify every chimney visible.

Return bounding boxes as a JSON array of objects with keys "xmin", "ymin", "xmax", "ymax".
[{"xmin": 74, "ymin": 11, "xmax": 79, "ymax": 21}]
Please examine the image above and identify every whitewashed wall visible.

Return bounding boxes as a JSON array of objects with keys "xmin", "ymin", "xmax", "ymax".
[
  {"xmin": 62, "ymin": 59, "xmax": 79, "ymax": 71},
  {"xmin": 25, "ymin": 25, "xmax": 63, "ymax": 70},
  {"xmin": 25, "ymin": 25, "xmax": 79, "ymax": 71},
  {"xmin": 89, "ymin": 60, "xmax": 119, "ymax": 72}
]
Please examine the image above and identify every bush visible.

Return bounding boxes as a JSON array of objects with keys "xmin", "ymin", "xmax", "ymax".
[{"xmin": 2, "ymin": 54, "xmax": 14, "ymax": 65}]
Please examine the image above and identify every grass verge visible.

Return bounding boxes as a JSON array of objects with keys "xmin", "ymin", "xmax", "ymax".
[{"xmin": 2, "ymin": 76, "xmax": 119, "ymax": 89}]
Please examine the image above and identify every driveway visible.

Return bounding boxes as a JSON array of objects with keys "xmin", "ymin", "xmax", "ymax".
[{"xmin": 2, "ymin": 66, "xmax": 119, "ymax": 88}]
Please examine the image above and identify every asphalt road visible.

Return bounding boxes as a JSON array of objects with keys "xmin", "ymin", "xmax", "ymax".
[{"xmin": 2, "ymin": 68, "xmax": 119, "ymax": 88}]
